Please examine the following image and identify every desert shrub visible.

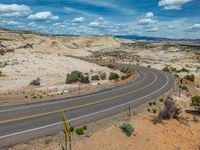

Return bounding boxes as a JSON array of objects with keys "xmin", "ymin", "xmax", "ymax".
[
  {"xmin": 174, "ymin": 74, "xmax": 179, "ymax": 78},
  {"xmin": 107, "ymin": 64, "xmax": 115, "ymax": 69},
  {"xmin": 66, "ymin": 71, "xmax": 90, "ymax": 84},
  {"xmin": 100, "ymin": 72, "xmax": 106, "ymax": 80},
  {"xmin": 147, "ymin": 108, "xmax": 151, "ymax": 112},
  {"xmin": 109, "ymin": 72, "xmax": 120, "ymax": 81},
  {"xmin": 152, "ymin": 109, "xmax": 157, "ymax": 113},
  {"xmin": 30, "ymin": 78, "xmax": 41, "ymax": 86},
  {"xmin": 91, "ymin": 75, "xmax": 100, "ymax": 81},
  {"xmin": 162, "ymin": 66, "xmax": 170, "ymax": 72},
  {"xmin": 148, "ymin": 102, "xmax": 152, "ymax": 106},
  {"xmin": 153, "ymin": 101, "xmax": 156, "ymax": 105},
  {"xmin": 179, "ymin": 84, "xmax": 188, "ymax": 90},
  {"xmin": 120, "ymin": 122, "xmax": 134, "ymax": 136},
  {"xmin": 83, "ymin": 125, "xmax": 87, "ymax": 130},
  {"xmin": 185, "ymin": 74, "xmax": 195, "ymax": 82},
  {"xmin": 159, "ymin": 98, "xmax": 164, "ymax": 102},
  {"xmin": 0, "ymin": 70, "xmax": 2, "ymax": 76},
  {"xmin": 191, "ymin": 96, "xmax": 200, "ymax": 110},
  {"xmin": 75, "ymin": 127, "xmax": 84, "ymax": 135},
  {"xmin": 153, "ymin": 100, "xmax": 181, "ymax": 124},
  {"xmin": 70, "ymin": 126, "xmax": 74, "ymax": 132},
  {"xmin": 181, "ymin": 67, "xmax": 189, "ymax": 72}
]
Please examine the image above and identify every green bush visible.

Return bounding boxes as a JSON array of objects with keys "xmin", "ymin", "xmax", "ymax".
[
  {"xmin": 121, "ymin": 122, "xmax": 134, "ymax": 136},
  {"xmin": 152, "ymin": 109, "xmax": 157, "ymax": 113},
  {"xmin": 185, "ymin": 74, "xmax": 195, "ymax": 82},
  {"xmin": 83, "ymin": 125, "xmax": 87, "ymax": 130},
  {"xmin": 163, "ymin": 67, "xmax": 170, "ymax": 72},
  {"xmin": 109, "ymin": 72, "xmax": 120, "ymax": 81},
  {"xmin": 191, "ymin": 96, "xmax": 200, "ymax": 109},
  {"xmin": 75, "ymin": 127, "xmax": 84, "ymax": 135},
  {"xmin": 70, "ymin": 126, "xmax": 74, "ymax": 132},
  {"xmin": 159, "ymin": 98, "xmax": 164, "ymax": 102},
  {"xmin": 179, "ymin": 84, "xmax": 188, "ymax": 90},
  {"xmin": 91, "ymin": 75, "xmax": 100, "ymax": 81},
  {"xmin": 100, "ymin": 72, "xmax": 106, "ymax": 80},
  {"xmin": 149, "ymin": 102, "xmax": 152, "ymax": 106},
  {"xmin": 147, "ymin": 108, "xmax": 151, "ymax": 112},
  {"xmin": 107, "ymin": 64, "xmax": 115, "ymax": 69},
  {"xmin": 66, "ymin": 71, "xmax": 90, "ymax": 84}
]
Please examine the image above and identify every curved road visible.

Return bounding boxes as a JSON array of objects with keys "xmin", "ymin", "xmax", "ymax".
[{"xmin": 0, "ymin": 61, "xmax": 174, "ymax": 148}]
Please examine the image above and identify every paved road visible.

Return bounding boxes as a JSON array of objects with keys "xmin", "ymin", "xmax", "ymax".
[{"xmin": 0, "ymin": 61, "xmax": 174, "ymax": 148}]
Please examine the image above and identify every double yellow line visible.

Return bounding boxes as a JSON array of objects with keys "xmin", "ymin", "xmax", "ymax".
[{"xmin": 0, "ymin": 71, "xmax": 157, "ymax": 125}]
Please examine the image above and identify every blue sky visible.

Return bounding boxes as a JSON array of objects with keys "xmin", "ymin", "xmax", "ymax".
[{"xmin": 0, "ymin": 0, "xmax": 199, "ymax": 39}]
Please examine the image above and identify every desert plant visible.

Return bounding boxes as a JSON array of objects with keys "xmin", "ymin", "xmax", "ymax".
[
  {"xmin": 159, "ymin": 98, "xmax": 164, "ymax": 102},
  {"xmin": 70, "ymin": 126, "xmax": 74, "ymax": 132},
  {"xmin": 153, "ymin": 100, "xmax": 182, "ymax": 124},
  {"xmin": 75, "ymin": 127, "xmax": 84, "ymax": 135},
  {"xmin": 148, "ymin": 102, "xmax": 152, "ymax": 106},
  {"xmin": 83, "ymin": 125, "xmax": 87, "ymax": 130},
  {"xmin": 107, "ymin": 64, "xmax": 115, "ymax": 69},
  {"xmin": 109, "ymin": 72, "xmax": 120, "ymax": 81},
  {"xmin": 66, "ymin": 71, "xmax": 90, "ymax": 84},
  {"xmin": 147, "ymin": 108, "xmax": 151, "ymax": 112},
  {"xmin": 162, "ymin": 66, "xmax": 170, "ymax": 72},
  {"xmin": 152, "ymin": 109, "xmax": 157, "ymax": 113},
  {"xmin": 191, "ymin": 96, "xmax": 200, "ymax": 110},
  {"xmin": 30, "ymin": 77, "xmax": 41, "ymax": 86},
  {"xmin": 91, "ymin": 75, "xmax": 100, "ymax": 81},
  {"xmin": 153, "ymin": 101, "xmax": 156, "ymax": 105},
  {"xmin": 100, "ymin": 72, "xmax": 106, "ymax": 80},
  {"xmin": 185, "ymin": 74, "xmax": 195, "ymax": 82},
  {"xmin": 179, "ymin": 84, "xmax": 188, "ymax": 91},
  {"xmin": 120, "ymin": 122, "xmax": 134, "ymax": 136}
]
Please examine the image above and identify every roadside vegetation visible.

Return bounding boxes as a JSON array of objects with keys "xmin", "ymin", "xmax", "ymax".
[
  {"xmin": 120, "ymin": 122, "xmax": 134, "ymax": 136},
  {"xmin": 30, "ymin": 77, "xmax": 41, "ymax": 86},
  {"xmin": 66, "ymin": 71, "xmax": 90, "ymax": 84}
]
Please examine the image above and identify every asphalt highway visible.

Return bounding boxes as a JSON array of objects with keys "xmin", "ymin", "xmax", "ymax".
[{"xmin": 0, "ymin": 61, "xmax": 174, "ymax": 148}]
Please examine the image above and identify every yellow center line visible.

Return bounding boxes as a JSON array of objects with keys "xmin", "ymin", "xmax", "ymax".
[{"xmin": 0, "ymin": 71, "xmax": 157, "ymax": 125}]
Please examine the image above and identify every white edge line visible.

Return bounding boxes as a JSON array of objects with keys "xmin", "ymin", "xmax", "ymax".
[
  {"xmin": 0, "ymin": 71, "xmax": 170, "ymax": 139},
  {"xmin": 0, "ymin": 69, "xmax": 146, "ymax": 113}
]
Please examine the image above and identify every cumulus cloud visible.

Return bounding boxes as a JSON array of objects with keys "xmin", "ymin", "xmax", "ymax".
[
  {"xmin": 145, "ymin": 12, "xmax": 154, "ymax": 18},
  {"xmin": 27, "ymin": 11, "xmax": 59, "ymax": 20},
  {"xmin": 0, "ymin": 3, "xmax": 31, "ymax": 16},
  {"xmin": 138, "ymin": 18, "xmax": 156, "ymax": 25},
  {"xmin": 88, "ymin": 17, "xmax": 105, "ymax": 28},
  {"xmin": 186, "ymin": 24, "xmax": 200, "ymax": 32},
  {"xmin": 158, "ymin": 0, "xmax": 192, "ymax": 10},
  {"xmin": 72, "ymin": 17, "xmax": 85, "ymax": 23},
  {"xmin": 89, "ymin": 21, "xmax": 102, "ymax": 28}
]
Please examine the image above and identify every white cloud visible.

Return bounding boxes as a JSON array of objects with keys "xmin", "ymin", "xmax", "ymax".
[
  {"xmin": 187, "ymin": 24, "xmax": 200, "ymax": 31},
  {"xmin": 145, "ymin": 27, "xmax": 158, "ymax": 32},
  {"xmin": 0, "ymin": 3, "xmax": 31, "ymax": 16},
  {"xmin": 28, "ymin": 11, "xmax": 59, "ymax": 20},
  {"xmin": 138, "ymin": 18, "xmax": 156, "ymax": 25},
  {"xmin": 158, "ymin": 0, "xmax": 192, "ymax": 10},
  {"xmin": 28, "ymin": 22, "xmax": 37, "ymax": 27},
  {"xmin": 6, "ymin": 20, "xmax": 19, "ymax": 25},
  {"xmin": 145, "ymin": 12, "xmax": 154, "ymax": 18},
  {"xmin": 89, "ymin": 21, "xmax": 102, "ymax": 28},
  {"xmin": 72, "ymin": 17, "xmax": 85, "ymax": 23}
]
